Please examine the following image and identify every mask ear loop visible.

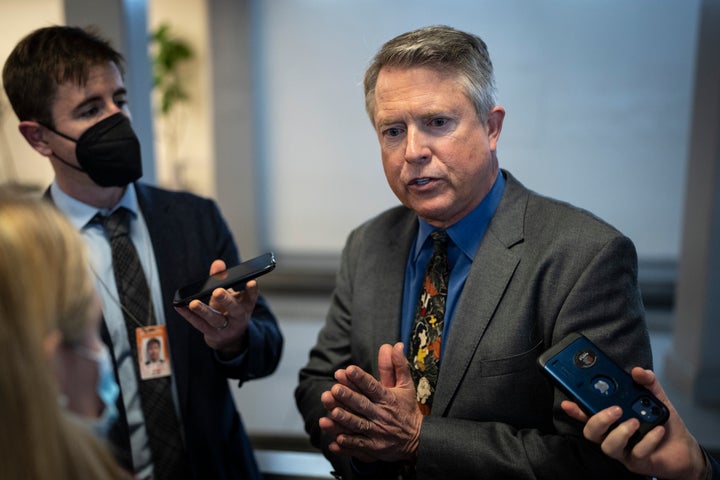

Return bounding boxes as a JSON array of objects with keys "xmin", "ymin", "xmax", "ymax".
[
  {"xmin": 37, "ymin": 122, "xmax": 88, "ymax": 174},
  {"xmin": 39, "ymin": 122, "xmax": 79, "ymax": 143}
]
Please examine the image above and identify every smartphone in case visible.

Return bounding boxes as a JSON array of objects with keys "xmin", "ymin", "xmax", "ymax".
[
  {"xmin": 172, "ymin": 252, "xmax": 276, "ymax": 306},
  {"xmin": 538, "ymin": 332, "xmax": 669, "ymax": 448}
]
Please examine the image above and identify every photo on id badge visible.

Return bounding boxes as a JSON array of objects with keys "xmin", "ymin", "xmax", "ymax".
[{"xmin": 137, "ymin": 325, "xmax": 171, "ymax": 379}]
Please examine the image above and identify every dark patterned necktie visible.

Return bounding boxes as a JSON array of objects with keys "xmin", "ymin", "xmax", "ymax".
[
  {"xmin": 408, "ymin": 229, "xmax": 450, "ymax": 415},
  {"xmin": 94, "ymin": 208, "xmax": 188, "ymax": 479}
]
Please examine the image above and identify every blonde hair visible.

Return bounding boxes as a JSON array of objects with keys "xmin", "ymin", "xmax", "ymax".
[{"xmin": 0, "ymin": 193, "xmax": 123, "ymax": 479}]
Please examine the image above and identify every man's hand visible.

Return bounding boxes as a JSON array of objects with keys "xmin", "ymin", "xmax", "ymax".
[
  {"xmin": 561, "ymin": 367, "xmax": 708, "ymax": 480},
  {"xmin": 174, "ymin": 259, "xmax": 257, "ymax": 357},
  {"xmin": 319, "ymin": 342, "xmax": 423, "ymax": 463}
]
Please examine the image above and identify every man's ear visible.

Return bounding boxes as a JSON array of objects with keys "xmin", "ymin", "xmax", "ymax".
[
  {"xmin": 18, "ymin": 121, "xmax": 53, "ymax": 157},
  {"xmin": 486, "ymin": 106, "xmax": 505, "ymax": 152}
]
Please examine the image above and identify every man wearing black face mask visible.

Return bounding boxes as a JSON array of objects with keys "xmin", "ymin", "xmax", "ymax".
[
  {"xmin": 40, "ymin": 112, "xmax": 143, "ymax": 188},
  {"xmin": 2, "ymin": 26, "xmax": 283, "ymax": 480}
]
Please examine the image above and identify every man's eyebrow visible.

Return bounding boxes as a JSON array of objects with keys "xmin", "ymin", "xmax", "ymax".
[
  {"xmin": 375, "ymin": 117, "xmax": 402, "ymax": 129},
  {"xmin": 71, "ymin": 96, "xmax": 100, "ymax": 115},
  {"xmin": 71, "ymin": 88, "xmax": 128, "ymax": 115}
]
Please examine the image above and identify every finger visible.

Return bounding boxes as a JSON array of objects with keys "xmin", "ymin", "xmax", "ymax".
[
  {"xmin": 345, "ymin": 365, "xmax": 386, "ymax": 404},
  {"xmin": 630, "ymin": 367, "xmax": 655, "ymax": 386},
  {"xmin": 391, "ymin": 342, "xmax": 413, "ymax": 388},
  {"xmin": 560, "ymin": 400, "xmax": 589, "ymax": 422},
  {"xmin": 583, "ymin": 406, "xmax": 623, "ymax": 443},
  {"xmin": 241, "ymin": 279, "xmax": 260, "ymax": 301},
  {"xmin": 334, "ymin": 433, "xmax": 378, "ymax": 460},
  {"xmin": 321, "ymin": 389, "xmax": 341, "ymax": 411},
  {"xmin": 631, "ymin": 368, "xmax": 670, "ymax": 404},
  {"xmin": 189, "ymin": 299, "xmax": 229, "ymax": 329},
  {"xmin": 324, "ymin": 385, "xmax": 372, "ymax": 420},
  {"xmin": 600, "ymin": 418, "xmax": 640, "ymax": 459},
  {"xmin": 338, "ymin": 366, "xmax": 367, "ymax": 393},
  {"xmin": 330, "ymin": 381, "xmax": 375, "ymax": 417},
  {"xmin": 174, "ymin": 302, "xmax": 225, "ymax": 333},
  {"xmin": 630, "ymin": 368, "xmax": 684, "ymax": 430},
  {"xmin": 209, "ymin": 286, "xmax": 257, "ymax": 340},
  {"xmin": 333, "ymin": 368, "xmax": 351, "ymax": 387},
  {"xmin": 334, "ymin": 369, "xmax": 368, "ymax": 398},
  {"xmin": 209, "ymin": 259, "xmax": 227, "ymax": 276},
  {"xmin": 325, "ymin": 400, "xmax": 373, "ymax": 435},
  {"xmin": 378, "ymin": 344, "xmax": 396, "ymax": 387},
  {"xmin": 209, "ymin": 282, "xmax": 257, "ymax": 314},
  {"xmin": 319, "ymin": 415, "xmax": 354, "ymax": 438},
  {"xmin": 327, "ymin": 439, "xmax": 377, "ymax": 463},
  {"xmin": 628, "ymin": 425, "xmax": 666, "ymax": 458}
]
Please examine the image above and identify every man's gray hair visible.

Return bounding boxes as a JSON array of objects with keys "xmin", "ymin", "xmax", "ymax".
[{"xmin": 364, "ymin": 25, "xmax": 497, "ymax": 124}]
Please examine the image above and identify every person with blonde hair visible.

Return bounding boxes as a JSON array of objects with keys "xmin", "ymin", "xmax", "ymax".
[{"xmin": 0, "ymin": 193, "xmax": 125, "ymax": 479}]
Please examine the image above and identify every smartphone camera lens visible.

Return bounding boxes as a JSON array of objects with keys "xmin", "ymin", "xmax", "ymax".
[{"xmin": 633, "ymin": 396, "xmax": 660, "ymax": 421}]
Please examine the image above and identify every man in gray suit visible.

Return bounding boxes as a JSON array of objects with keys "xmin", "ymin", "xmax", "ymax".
[{"xmin": 295, "ymin": 25, "xmax": 652, "ymax": 479}]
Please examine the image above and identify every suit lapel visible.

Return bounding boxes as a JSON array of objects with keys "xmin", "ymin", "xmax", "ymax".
[
  {"xmin": 433, "ymin": 172, "xmax": 527, "ymax": 414},
  {"xmin": 370, "ymin": 210, "xmax": 417, "ymax": 374},
  {"xmin": 135, "ymin": 184, "xmax": 191, "ymax": 409}
]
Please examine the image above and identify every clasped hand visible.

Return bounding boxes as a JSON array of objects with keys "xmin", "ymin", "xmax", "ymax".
[
  {"xmin": 319, "ymin": 342, "xmax": 423, "ymax": 464},
  {"xmin": 174, "ymin": 259, "xmax": 256, "ymax": 357}
]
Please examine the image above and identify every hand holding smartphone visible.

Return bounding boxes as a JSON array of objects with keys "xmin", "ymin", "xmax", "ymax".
[
  {"xmin": 173, "ymin": 252, "xmax": 276, "ymax": 306},
  {"xmin": 538, "ymin": 332, "xmax": 669, "ymax": 448}
]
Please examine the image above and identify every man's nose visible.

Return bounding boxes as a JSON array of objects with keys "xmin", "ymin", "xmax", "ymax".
[{"xmin": 404, "ymin": 127, "xmax": 431, "ymax": 164}]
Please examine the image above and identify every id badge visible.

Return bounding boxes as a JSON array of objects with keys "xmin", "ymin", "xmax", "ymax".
[{"xmin": 136, "ymin": 325, "xmax": 172, "ymax": 380}]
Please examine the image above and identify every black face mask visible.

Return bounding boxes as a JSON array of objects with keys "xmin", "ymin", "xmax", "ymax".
[{"xmin": 44, "ymin": 113, "xmax": 143, "ymax": 187}]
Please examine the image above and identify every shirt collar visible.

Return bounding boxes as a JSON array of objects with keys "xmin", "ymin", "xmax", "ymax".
[
  {"xmin": 413, "ymin": 171, "xmax": 506, "ymax": 262},
  {"xmin": 50, "ymin": 181, "xmax": 140, "ymax": 230}
]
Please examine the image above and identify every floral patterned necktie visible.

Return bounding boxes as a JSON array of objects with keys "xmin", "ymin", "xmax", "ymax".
[{"xmin": 408, "ymin": 229, "xmax": 450, "ymax": 415}]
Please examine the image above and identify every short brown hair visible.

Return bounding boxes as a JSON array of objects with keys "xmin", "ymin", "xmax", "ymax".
[{"xmin": 2, "ymin": 25, "xmax": 124, "ymax": 127}]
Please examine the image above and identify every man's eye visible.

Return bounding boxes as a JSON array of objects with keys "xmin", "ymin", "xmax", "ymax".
[
  {"xmin": 430, "ymin": 118, "xmax": 447, "ymax": 127},
  {"xmin": 384, "ymin": 127, "xmax": 401, "ymax": 137},
  {"xmin": 80, "ymin": 106, "xmax": 99, "ymax": 118}
]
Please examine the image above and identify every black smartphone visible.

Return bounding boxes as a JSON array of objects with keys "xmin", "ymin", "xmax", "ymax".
[
  {"xmin": 537, "ymin": 332, "xmax": 669, "ymax": 448},
  {"xmin": 172, "ymin": 252, "xmax": 276, "ymax": 306}
]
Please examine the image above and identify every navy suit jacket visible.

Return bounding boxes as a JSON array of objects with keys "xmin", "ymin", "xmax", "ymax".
[
  {"xmin": 55, "ymin": 183, "xmax": 283, "ymax": 479},
  {"xmin": 710, "ymin": 451, "xmax": 720, "ymax": 480}
]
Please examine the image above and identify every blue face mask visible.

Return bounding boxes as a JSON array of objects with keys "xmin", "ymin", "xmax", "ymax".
[
  {"xmin": 73, "ymin": 343, "xmax": 120, "ymax": 437},
  {"xmin": 93, "ymin": 345, "xmax": 120, "ymax": 436}
]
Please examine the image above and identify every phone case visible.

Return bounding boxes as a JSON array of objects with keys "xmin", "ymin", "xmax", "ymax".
[
  {"xmin": 172, "ymin": 252, "xmax": 276, "ymax": 306},
  {"xmin": 538, "ymin": 332, "xmax": 669, "ymax": 448}
]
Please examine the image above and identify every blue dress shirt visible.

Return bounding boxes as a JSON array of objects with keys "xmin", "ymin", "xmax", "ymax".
[
  {"xmin": 51, "ymin": 181, "xmax": 163, "ymax": 478},
  {"xmin": 401, "ymin": 172, "xmax": 506, "ymax": 356}
]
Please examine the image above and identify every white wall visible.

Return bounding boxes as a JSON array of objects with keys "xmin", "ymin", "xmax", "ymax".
[
  {"xmin": 1, "ymin": 1, "xmax": 702, "ymax": 262},
  {"xmin": 257, "ymin": 0, "xmax": 700, "ymax": 260},
  {"xmin": 0, "ymin": 0, "xmax": 63, "ymax": 189}
]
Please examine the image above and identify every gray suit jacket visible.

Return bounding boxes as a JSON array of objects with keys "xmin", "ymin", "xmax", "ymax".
[{"xmin": 296, "ymin": 170, "xmax": 651, "ymax": 479}]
